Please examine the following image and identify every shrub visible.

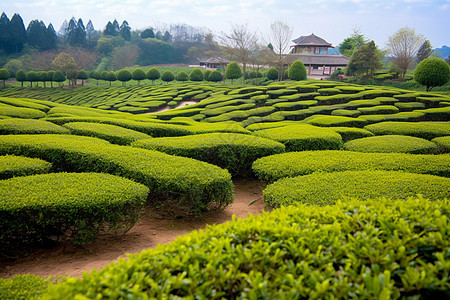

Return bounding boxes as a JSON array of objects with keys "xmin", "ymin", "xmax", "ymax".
[
  {"xmin": 132, "ymin": 133, "xmax": 285, "ymax": 177},
  {"xmin": 147, "ymin": 67, "xmax": 161, "ymax": 84},
  {"xmin": 116, "ymin": 69, "xmax": 133, "ymax": 87},
  {"xmin": 0, "ymin": 155, "xmax": 52, "ymax": 179},
  {"xmin": 266, "ymin": 67, "xmax": 278, "ymax": 80},
  {"xmin": 0, "ymin": 274, "xmax": 51, "ymax": 300},
  {"xmin": 357, "ymin": 105, "xmax": 399, "ymax": 115},
  {"xmin": 204, "ymin": 70, "xmax": 212, "ymax": 81},
  {"xmin": 105, "ymin": 71, "xmax": 117, "ymax": 86},
  {"xmin": 0, "ymin": 97, "xmax": 50, "ymax": 112},
  {"xmin": 414, "ymin": 58, "xmax": 450, "ymax": 91},
  {"xmin": 0, "ymin": 68, "xmax": 10, "ymax": 87},
  {"xmin": 253, "ymin": 124, "xmax": 343, "ymax": 151},
  {"xmin": 52, "ymin": 71, "xmax": 66, "ymax": 86},
  {"xmin": 77, "ymin": 70, "xmax": 89, "ymax": 86},
  {"xmin": 208, "ymin": 70, "xmax": 223, "ymax": 82},
  {"xmin": 343, "ymin": 135, "xmax": 439, "ymax": 154},
  {"xmin": 394, "ymin": 102, "xmax": 426, "ymax": 111},
  {"xmin": 176, "ymin": 71, "xmax": 188, "ymax": 81},
  {"xmin": 0, "ymin": 119, "xmax": 69, "ymax": 135},
  {"xmin": 305, "ymin": 115, "xmax": 368, "ymax": 128},
  {"xmin": 263, "ymin": 170, "xmax": 450, "ymax": 207},
  {"xmin": 331, "ymin": 109, "xmax": 362, "ymax": 117},
  {"xmin": 0, "ymin": 106, "xmax": 46, "ymax": 119},
  {"xmin": 318, "ymin": 88, "xmax": 341, "ymax": 96},
  {"xmin": 328, "ymin": 126, "xmax": 374, "ymax": 142},
  {"xmin": 43, "ymin": 197, "xmax": 450, "ymax": 299},
  {"xmin": 189, "ymin": 68, "xmax": 204, "ymax": 81},
  {"xmin": 161, "ymin": 70, "xmax": 175, "ymax": 83},
  {"xmin": 364, "ymin": 121, "xmax": 450, "ymax": 140},
  {"xmin": 63, "ymin": 122, "xmax": 152, "ymax": 145},
  {"xmin": 252, "ymin": 150, "xmax": 450, "ymax": 182},
  {"xmin": 288, "ymin": 60, "xmax": 307, "ymax": 80},
  {"xmin": 417, "ymin": 106, "xmax": 450, "ymax": 121},
  {"xmin": 273, "ymin": 100, "xmax": 317, "ymax": 111},
  {"xmin": 0, "ymin": 172, "xmax": 149, "ymax": 246},
  {"xmin": 0, "ymin": 134, "xmax": 234, "ymax": 211},
  {"xmin": 432, "ymin": 136, "xmax": 450, "ymax": 153},
  {"xmin": 225, "ymin": 62, "xmax": 242, "ymax": 83},
  {"xmin": 358, "ymin": 111, "xmax": 425, "ymax": 123},
  {"xmin": 132, "ymin": 68, "xmax": 146, "ymax": 85}
]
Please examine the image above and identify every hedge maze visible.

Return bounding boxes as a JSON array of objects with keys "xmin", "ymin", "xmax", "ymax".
[{"xmin": 0, "ymin": 80, "xmax": 449, "ymax": 298}]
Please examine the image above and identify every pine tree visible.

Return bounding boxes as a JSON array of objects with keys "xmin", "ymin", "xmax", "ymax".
[
  {"xmin": 9, "ymin": 13, "xmax": 26, "ymax": 53},
  {"xmin": 0, "ymin": 13, "xmax": 11, "ymax": 54},
  {"xmin": 416, "ymin": 40, "xmax": 432, "ymax": 64},
  {"xmin": 119, "ymin": 21, "xmax": 131, "ymax": 41}
]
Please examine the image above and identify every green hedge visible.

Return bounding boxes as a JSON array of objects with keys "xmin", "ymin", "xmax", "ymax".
[
  {"xmin": 132, "ymin": 133, "xmax": 285, "ymax": 177},
  {"xmin": 252, "ymin": 150, "xmax": 450, "ymax": 182},
  {"xmin": 364, "ymin": 121, "xmax": 450, "ymax": 140},
  {"xmin": 0, "ymin": 155, "xmax": 52, "ymax": 179},
  {"xmin": 331, "ymin": 109, "xmax": 362, "ymax": 117},
  {"xmin": 63, "ymin": 122, "xmax": 151, "ymax": 145},
  {"xmin": 305, "ymin": 115, "xmax": 368, "ymax": 128},
  {"xmin": 253, "ymin": 124, "xmax": 343, "ymax": 151},
  {"xmin": 432, "ymin": 136, "xmax": 450, "ymax": 153},
  {"xmin": 0, "ymin": 134, "xmax": 233, "ymax": 212},
  {"xmin": 343, "ymin": 135, "xmax": 439, "ymax": 154},
  {"xmin": 417, "ymin": 107, "xmax": 450, "ymax": 121},
  {"xmin": 328, "ymin": 127, "xmax": 374, "ymax": 142},
  {"xmin": 358, "ymin": 111, "xmax": 425, "ymax": 123},
  {"xmin": 273, "ymin": 100, "xmax": 317, "ymax": 111},
  {"xmin": 263, "ymin": 170, "xmax": 450, "ymax": 207},
  {"xmin": 0, "ymin": 119, "xmax": 70, "ymax": 135},
  {"xmin": 0, "ymin": 274, "xmax": 51, "ymax": 300},
  {"xmin": 395, "ymin": 102, "xmax": 426, "ymax": 111},
  {"xmin": 0, "ymin": 172, "xmax": 149, "ymax": 245},
  {"xmin": 43, "ymin": 197, "xmax": 450, "ymax": 299},
  {"xmin": 357, "ymin": 105, "xmax": 399, "ymax": 115},
  {"xmin": 0, "ymin": 97, "xmax": 50, "ymax": 112},
  {"xmin": 0, "ymin": 106, "xmax": 46, "ymax": 119}
]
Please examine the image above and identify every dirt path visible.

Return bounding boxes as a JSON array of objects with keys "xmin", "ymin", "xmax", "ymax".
[{"xmin": 0, "ymin": 180, "xmax": 268, "ymax": 279}]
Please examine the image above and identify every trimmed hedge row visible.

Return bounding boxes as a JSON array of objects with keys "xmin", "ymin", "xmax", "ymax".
[
  {"xmin": 0, "ymin": 118, "xmax": 70, "ymax": 135},
  {"xmin": 0, "ymin": 105, "xmax": 46, "ymax": 119},
  {"xmin": 305, "ymin": 115, "xmax": 368, "ymax": 128},
  {"xmin": 432, "ymin": 136, "xmax": 450, "ymax": 152},
  {"xmin": 252, "ymin": 150, "xmax": 450, "ymax": 182},
  {"xmin": 343, "ymin": 135, "xmax": 439, "ymax": 154},
  {"xmin": 328, "ymin": 127, "xmax": 374, "ymax": 142},
  {"xmin": 0, "ymin": 97, "xmax": 50, "ymax": 112},
  {"xmin": 253, "ymin": 124, "xmax": 343, "ymax": 151},
  {"xmin": 264, "ymin": 170, "xmax": 450, "ymax": 207},
  {"xmin": 364, "ymin": 121, "xmax": 450, "ymax": 140},
  {"xmin": 0, "ymin": 172, "xmax": 149, "ymax": 245},
  {"xmin": 132, "ymin": 133, "xmax": 285, "ymax": 177},
  {"xmin": 0, "ymin": 134, "xmax": 234, "ymax": 211},
  {"xmin": 0, "ymin": 155, "xmax": 52, "ymax": 179},
  {"xmin": 43, "ymin": 197, "xmax": 450, "ymax": 299},
  {"xmin": 62, "ymin": 122, "xmax": 151, "ymax": 145}
]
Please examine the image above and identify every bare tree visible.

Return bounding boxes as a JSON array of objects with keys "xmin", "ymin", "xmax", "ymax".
[
  {"xmin": 387, "ymin": 27, "xmax": 425, "ymax": 79},
  {"xmin": 220, "ymin": 24, "xmax": 259, "ymax": 84},
  {"xmin": 265, "ymin": 21, "xmax": 293, "ymax": 80},
  {"xmin": 112, "ymin": 44, "xmax": 139, "ymax": 70}
]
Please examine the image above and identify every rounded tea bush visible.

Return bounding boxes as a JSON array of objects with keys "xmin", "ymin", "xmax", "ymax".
[
  {"xmin": 0, "ymin": 119, "xmax": 70, "ymax": 135},
  {"xmin": 364, "ymin": 121, "xmax": 450, "ymax": 140},
  {"xmin": 189, "ymin": 68, "xmax": 204, "ymax": 81},
  {"xmin": 343, "ymin": 135, "xmax": 439, "ymax": 154},
  {"xmin": 288, "ymin": 60, "xmax": 307, "ymax": 81},
  {"xmin": 414, "ymin": 58, "xmax": 450, "ymax": 91},
  {"xmin": 0, "ymin": 155, "xmax": 52, "ymax": 179}
]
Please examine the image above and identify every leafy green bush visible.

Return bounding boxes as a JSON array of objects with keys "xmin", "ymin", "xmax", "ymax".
[
  {"xmin": 0, "ymin": 155, "xmax": 52, "ymax": 179},
  {"xmin": 161, "ymin": 71, "xmax": 175, "ymax": 83},
  {"xmin": 288, "ymin": 60, "xmax": 307, "ymax": 81},
  {"xmin": 252, "ymin": 150, "xmax": 450, "ymax": 182},
  {"xmin": 343, "ymin": 135, "xmax": 439, "ymax": 154},
  {"xmin": 328, "ymin": 127, "xmax": 374, "ymax": 142},
  {"xmin": 0, "ymin": 97, "xmax": 50, "ymax": 111},
  {"xmin": 62, "ymin": 122, "xmax": 152, "ymax": 145},
  {"xmin": 417, "ymin": 107, "xmax": 450, "ymax": 121},
  {"xmin": 43, "ymin": 197, "xmax": 450, "ymax": 299},
  {"xmin": 364, "ymin": 121, "xmax": 450, "ymax": 140},
  {"xmin": 266, "ymin": 67, "xmax": 278, "ymax": 80},
  {"xmin": 0, "ymin": 135, "xmax": 233, "ymax": 211},
  {"xmin": 0, "ymin": 106, "xmax": 46, "ymax": 119},
  {"xmin": 358, "ymin": 111, "xmax": 425, "ymax": 123},
  {"xmin": 253, "ymin": 124, "xmax": 343, "ymax": 151},
  {"xmin": 357, "ymin": 105, "xmax": 399, "ymax": 115},
  {"xmin": 273, "ymin": 100, "xmax": 317, "ymax": 111},
  {"xmin": 263, "ymin": 170, "xmax": 450, "ymax": 207},
  {"xmin": 0, "ymin": 274, "xmax": 51, "ymax": 300},
  {"xmin": 305, "ymin": 115, "xmax": 368, "ymax": 128},
  {"xmin": 0, "ymin": 172, "xmax": 149, "ymax": 246},
  {"xmin": 189, "ymin": 68, "xmax": 204, "ymax": 81},
  {"xmin": 414, "ymin": 58, "xmax": 450, "ymax": 91},
  {"xmin": 432, "ymin": 136, "xmax": 450, "ymax": 153},
  {"xmin": 331, "ymin": 109, "xmax": 362, "ymax": 117},
  {"xmin": 394, "ymin": 102, "xmax": 426, "ymax": 111},
  {"xmin": 0, "ymin": 119, "xmax": 70, "ymax": 135},
  {"xmin": 132, "ymin": 133, "xmax": 285, "ymax": 177},
  {"xmin": 318, "ymin": 88, "xmax": 341, "ymax": 96}
]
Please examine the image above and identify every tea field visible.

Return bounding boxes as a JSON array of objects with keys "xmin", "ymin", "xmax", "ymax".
[{"xmin": 0, "ymin": 80, "xmax": 449, "ymax": 299}]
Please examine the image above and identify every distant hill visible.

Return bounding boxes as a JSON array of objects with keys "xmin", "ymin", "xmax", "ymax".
[{"xmin": 434, "ymin": 45, "xmax": 450, "ymax": 58}]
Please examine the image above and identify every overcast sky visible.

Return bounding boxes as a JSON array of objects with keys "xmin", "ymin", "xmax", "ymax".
[{"xmin": 3, "ymin": 0, "xmax": 449, "ymax": 50}]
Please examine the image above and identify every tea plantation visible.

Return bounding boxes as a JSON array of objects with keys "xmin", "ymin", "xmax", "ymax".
[{"xmin": 0, "ymin": 80, "xmax": 449, "ymax": 298}]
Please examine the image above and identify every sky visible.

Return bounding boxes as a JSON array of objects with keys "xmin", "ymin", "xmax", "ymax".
[{"xmin": 2, "ymin": 0, "xmax": 450, "ymax": 50}]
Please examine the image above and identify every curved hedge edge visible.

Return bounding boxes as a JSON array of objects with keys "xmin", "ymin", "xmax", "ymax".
[
  {"xmin": 0, "ymin": 155, "xmax": 52, "ymax": 179},
  {"xmin": 432, "ymin": 136, "xmax": 450, "ymax": 153},
  {"xmin": 343, "ymin": 135, "xmax": 439, "ymax": 154}
]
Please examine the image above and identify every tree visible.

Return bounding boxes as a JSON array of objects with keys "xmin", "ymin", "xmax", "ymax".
[
  {"xmin": 46, "ymin": 71, "xmax": 55, "ymax": 87},
  {"xmin": 338, "ymin": 27, "xmax": 368, "ymax": 58},
  {"xmin": 208, "ymin": 70, "xmax": 223, "ymax": 82},
  {"xmin": 414, "ymin": 58, "xmax": 450, "ymax": 92},
  {"xmin": 266, "ymin": 67, "xmax": 279, "ymax": 80},
  {"xmin": 416, "ymin": 40, "xmax": 433, "ymax": 64},
  {"xmin": 112, "ymin": 44, "xmax": 139, "ymax": 70},
  {"xmin": 221, "ymin": 24, "xmax": 259, "ymax": 84},
  {"xmin": 0, "ymin": 68, "xmax": 10, "ymax": 87},
  {"xmin": 132, "ymin": 68, "xmax": 146, "ymax": 85},
  {"xmin": 161, "ymin": 70, "xmax": 175, "ymax": 83},
  {"xmin": 189, "ymin": 68, "xmax": 204, "ymax": 81},
  {"xmin": 26, "ymin": 71, "xmax": 39, "ymax": 87},
  {"xmin": 147, "ymin": 67, "xmax": 161, "ymax": 84},
  {"xmin": 141, "ymin": 28, "xmax": 155, "ymax": 39},
  {"xmin": 105, "ymin": 71, "xmax": 117, "ymax": 86},
  {"xmin": 225, "ymin": 61, "xmax": 242, "ymax": 83},
  {"xmin": 116, "ymin": 69, "xmax": 132, "ymax": 86},
  {"xmin": 104, "ymin": 21, "xmax": 118, "ymax": 36},
  {"xmin": 16, "ymin": 69, "xmax": 26, "ymax": 88},
  {"xmin": 86, "ymin": 20, "xmax": 95, "ymax": 48},
  {"xmin": 37, "ymin": 71, "xmax": 47, "ymax": 87},
  {"xmin": 90, "ymin": 70, "xmax": 101, "ymax": 85},
  {"xmin": 52, "ymin": 52, "xmax": 78, "ymax": 87},
  {"xmin": 77, "ymin": 69, "xmax": 89, "ymax": 86},
  {"xmin": 176, "ymin": 71, "xmax": 189, "ymax": 81},
  {"xmin": 387, "ymin": 27, "xmax": 425, "ymax": 80},
  {"xmin": 9, "ymin": 13, "xmax": 27, "ymax": 53},
  {"xmin": 119, "ymin": 20, "xmax": 131, "ymax": 41},
  {"xmin": 346, "ymin": 41, "xmax": 383, "ymax": 78},
  {"xmin": 27, "ymin": 20, "xmax": 56, "ymax": 50},
  {"xmin": 288, "ymin": 60, "xmax": 307, "ymax": 81},
  {"xmin": 265, "ymin": 21, "xmax": 293, "ymax": 81},
  {"xmin": 204, "ymin": 70, "xmax": 212, "ymax": 81},
  {"xmin": 52, "ymin": 70, "xmax": 66, "ymax": 87}
]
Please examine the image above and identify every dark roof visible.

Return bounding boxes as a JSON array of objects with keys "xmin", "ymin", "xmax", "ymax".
[
  {"xmin": 287, "ymin": 54, "xmax": 350, "ymax": 66},
  {"xmin": 292, "ymin": 33, "xmax": 332, "ymax": 47}
]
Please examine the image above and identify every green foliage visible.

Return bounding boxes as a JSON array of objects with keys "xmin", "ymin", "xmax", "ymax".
[
  {"xmin": 176, "ymin": 71, "xmax": 188, "ymax": 81},
  {"xmin": 0, "ymin": 105, "xmax": 46, "ymax": 119},
  {"xmin": 161, "ymin": 70, "xmax": 175, "ymax": 83},
  {"xmin": 131, "ymin": 68, "xmax": 146, "ymax": 85},
  {"xmin": 288, "ymin": 60, "xmax": 307, "ymax": 81},
  {"xmin": 432, "ymin": 136, "xmax": 450, "ymax": 153},
  {"xmin": 116, "ymin": 69, "xmax": 132, "ymax": 86},
  {"xmin": 208, "ymin": 70, "xmax": 223, "ymax": 82},
  {"xmin": 189, "ymin": 68, "xmax": 204, "ymax": 81},
  {"xmin": 225, "ymin": 62, "xmax": 242, "ymax": 83},
  {"xmin": 346, "ymin": 41, "xmax": 382, "ymax": 77},
  {"xmin": 0, "ymin": 172, "xmax": 149, "ymax": 245},
  {"xmin": 364, "ymin": 121, "xmax": 450, "ymax": 140},
  {"xmin": 252, "ymin": 150, "xmax": 450, "ymax": 182},
  {"xmin": 0, "ymin": 68, "xmax": 10, "ymax": 87},
  {"xmin": 132, "ymin": 133, "xmax": 285, "ymax": 177},
  {"xmin": 0, "ymin": 134, "xmax": 234, "ymax": 211},
  {"xmin": 343, "ymin": 134, "xmax": 439, "ymax": 154},
  {"xmin": 306, "ymin": 115, "xmax": 368, "ymax": 128},
  {"xmin": 43, "ymin": 197, "xmax": 450, "ymax": 299},
  {"xmin": 52, "ymin": 71, "xmax": 65, "ymax": 84},
  {"xmin": 0, "ymin": 155, "xmax": 52, "ymax": 179},
  {"xmin": 357, "ymin": 105, "xmax": 399, "ymax": 115},
  {"xmin": 264, "ymin": 170, "xmax": 450, "ymax": 207},
  {"xmin": 105, "ymin": 71, "xmax": 117, "ymax": 86},
  {"xmin": 62, "ymin": 122, "xmax": 152, "ymax": 145},
  {"xmin": 0, "ymin": 274, "xmax": 51, "ymax": 300},
  {"xmin": 414, "ymin": 58, "xmax": 450, "ymax": 91},
  {"xmin": 328, "ymin": 126, "xmax": 374, "ymax": 142},
  {"xmin": 266, "ymin": 67, "xmax": 279, "ymax": 80},
  {"xmin": 0, "ymin": 118, "xmax": 69, "ymax": 134},
  {"xmin": 253, "ymin": 124, "xmax": 343, "ymax": 151}
]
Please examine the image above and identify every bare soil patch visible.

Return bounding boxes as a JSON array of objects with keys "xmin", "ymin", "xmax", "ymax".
[{"xmin": 0, "ymin": 180, "xmax": 268, "ymax": 279}]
